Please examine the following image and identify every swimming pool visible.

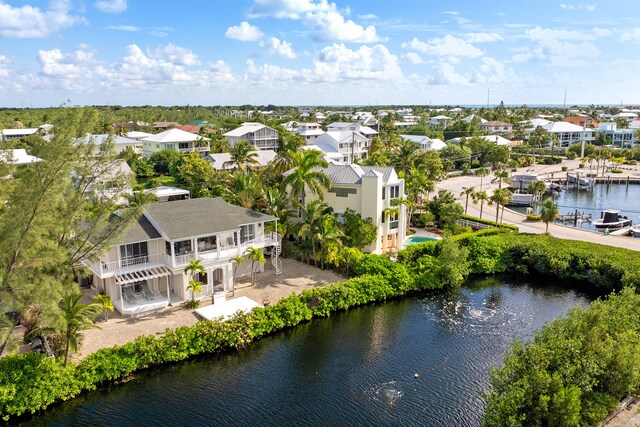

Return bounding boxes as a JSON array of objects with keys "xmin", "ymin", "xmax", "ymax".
[{"xmin": 404, "ymin": 235, "xmax": 439, "ymax": 245}]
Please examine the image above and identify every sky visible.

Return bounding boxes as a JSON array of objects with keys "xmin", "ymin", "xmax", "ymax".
[{"xmin": 1, "ymin": 0, "xmax": 639, "ymax": 107}]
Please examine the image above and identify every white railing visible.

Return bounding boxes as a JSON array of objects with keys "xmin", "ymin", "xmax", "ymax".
[{"xmin": 86, "ymin": 253, "xmax": 164, "ymax": 276}]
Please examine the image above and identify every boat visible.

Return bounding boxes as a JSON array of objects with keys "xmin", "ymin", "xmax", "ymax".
[
  {"xmin": 592, "ymin": 210, "xmax": 632, "ymax": 231},
  {"xmin": 510, "ymin": 173, "xmax": 546, "ymax": 192},
  {"xmin": 567, "ymin": 172, "xmax": 594, "ymax": 188},
  {"xmin": 506, "ymin": 192, "xmax": 534, "ymax": 207}
]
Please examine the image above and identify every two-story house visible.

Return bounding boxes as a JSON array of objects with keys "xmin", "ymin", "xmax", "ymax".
[
  {"xmin": 83, "ymin": 197, "xmax": 280, "ymax": 317},
  {"xmin": 310, "ymin": 131, "xmax": 370, "ymax": 164},
  {"xmin": 326, "ymin": 122, "xmax": 378, "ymax": 141},
  {"xmin": 296, "ymin": 123, "xmax": 324, "ymax": 143},
  {"xmin": 142, "ymin": 129, "xmax": 210, "ymax": 158},
  {"xmin": 297, "ymin": 164, "xmax": 407, "ymax": 254},
  {"xmin": 223, "ymin": 122, "xmax": 279, "ymax": 151},
  {"xmin": 479, "ymin": 121, "xmax": 513, "ymax": 136}
]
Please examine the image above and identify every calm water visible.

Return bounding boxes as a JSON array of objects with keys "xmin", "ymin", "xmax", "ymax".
[
  {"xmin": 20, "ymin": 277, "xmax": 591, "ymax": 427},
  {"xmin": 516, "ymin": 183, "xmax": 640, "ymax": 231}
]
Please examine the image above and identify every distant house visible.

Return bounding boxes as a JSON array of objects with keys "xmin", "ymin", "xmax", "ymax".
[
  {"xmin": 446, "ymin": 135, "xmax": 514, "ymax": 146},
  {"xmin": 296, "ymin": 123, "xmax": 324, "ymax": 143},
  {"xmin": 0, "ymin": 148, "xmax": 42, "ymax": 165},
  {"xmin": 147, "ymin": 186, "xmax": 190, "ymax": 202},
  {"xmin": 142, "ymin": 129, "xmax": 210, "ymax": 157},
  {"xmin": 176, "ymin": 124, "xmax": 202, "ymax": 134},
  {"xmin": 0, "ymin": 125, "xmax": 50, "ymax": 141},
  {"xmin": 462, "ymin": 114, "xmax": 487, "ymax": 124},
  {"xmin": 326, "ymin": 122, "xmax": 378, "ymax": 140},
  {"xmin": 597, "ymin": 123, "xmax": 637, "ymax": 147},
  {"xmin": 223, "ymin": 122, "xmax": 279, "ymax": 151},
  {"xmin": 479, "ymin": 121, "xmax": 513, "ymax": 135},
  {"xmin": 520, "ymin": 118, "xmax": 551, "ymax": 128},
  {"xmin": 206, "ymin": 150, "xmax": 277, "ymax": 171},
  {"xmin": 82, "ymin": 197, "xmax": 279, "ymax": 316},
  {"xmin": 429, "ymin": 115, "xmax": 452, "ymax": 127},
  {"xmin": 400, "ymin": 134, "xmax": 446, "ymax": 151},
  {"xmin": 126, "ymin": 131, "xmax": 154, "ymax": 141},
  {"xmin": 526, "ymin": 122, "xmax": 594, "ymax": 148},
  {"xmin": 563, "ymin": 116, "xmax": 598, "ymax": 128},
  {"xmin": 82, "ymin": 159, "xmax": 133, "ymax": 203},
  {"xmin": 311, "ymin": 131, "xmax": 370, "ymax": 164},
  {"xmin": 75, "ymin": 134, "xmax": 142, "ymax": 154},
  {"xmin": 152, "ymin": 122, "xmax": 181, "ymax": 131},
  {"xmin": 293, "ymin": 163, "xmax": 407, "ymax": 254}
]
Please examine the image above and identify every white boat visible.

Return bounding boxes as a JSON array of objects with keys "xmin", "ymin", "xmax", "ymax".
[
  {"xmin": 592, "ymin": 210, "xmax": 632, "ymax": 232},
  {"xmin": 506, "ymin": 192, "xmax": 534, "ymax": 207},
  {"xmin": 510, "ymin": 173, "xmax": 546, "ymax": 192},
  {"xmin": 567, "ymin": 172, "xmax": 594, "ymax": 188}
]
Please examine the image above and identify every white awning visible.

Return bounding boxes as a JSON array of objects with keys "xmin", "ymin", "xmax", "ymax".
[{"xmin": 116, "ymin": 266, "xmax": 171, "ymax": 285}]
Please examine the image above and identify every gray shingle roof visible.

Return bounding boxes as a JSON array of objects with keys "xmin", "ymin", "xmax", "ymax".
[
  {"xmin": 144, "ymin": 197, "xmax": 276, "ymax": 240},
  {"xmin": 119, "ymin": 215, "xmax": 162, "ymax": 244}
]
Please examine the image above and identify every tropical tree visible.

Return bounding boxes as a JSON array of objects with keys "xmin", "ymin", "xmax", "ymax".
[
  {"xmin": 490, "ymin": 188, "xmax": 513, "ymax": 225},
  {"xmin": 59, "ymin": 289, "xmax": 101, "ymax": 366},
  {"xmin": 460, "ymin": 187, "xmax": 476, "ymax": 214},
  {"xmin": 494, "ymin": 168, "xmax": 511, "ymax": 189},
  {"xmin": 316, "ymin": 215, "xmax": 344, "ymax": 268},
  {"xmin": 184, "ymin": 259, "xmax": 205, "ymax": 299},
  {"xmin": 91, "ymin": 294, "xmax": 114, "ymax": 322},
  {"xmin": 424, "ymin": 180, "xmax": 436, "ymax": 200},
  {"xmin": 283, "ymin": 149, "xmax": 330, "ymax": 207},
  {"xmin": 540, "ymin": 199, "xmax": 560, "ymax": 233},
  {"xmin": 472, "ymin": 190, "xmax": 489, "ymax": 219},
  {"xmin": 186, "ymin": 279, "xmax": 204, "ymax": 307},
  {"xmin": 224, "ymin": 140, "xmax": 259, "ymax": 172},
  {"xmin": 273, "ymin": 132, "xmax": 305, "ymax": 172},
  {"xmin": 339, "ymin": 247, "xmax": 363, "ymax": 278},
  {"xmin": 230, "ymin": 255, "xmax": 245, "ymax": 296},
  {"xmin": 476, "ymin": 167, "xmax": 489, "ymax": 188},
  {"xmin": 296, "ymin": 200, "xmax": 333, "ymax": 267},
  {"xmin": 391, "ymin": 138, "xmax": 421, "ymax": 175},
  {"xmin": 391, "ymin": 196, "xmax": 413, "ymax": 229},
  {"xmin": 246, "ymin": 247, "xmax": 266, "ymax": 286},
  {"xmin": 527, "ymin": 180, "xmax": 547, "ymax": 203},
  {"xmin": 219, "ymin": 172, "xmax": 264, "ymax": 209}
]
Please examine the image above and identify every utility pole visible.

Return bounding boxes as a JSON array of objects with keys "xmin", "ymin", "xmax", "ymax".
[
  {"xmin": 563, "ymin": 89, "xmax": 567, "ymax": 109},
  {"xmin": 487, "ymin": 88, "xmax": 490, "ymax": 108}
]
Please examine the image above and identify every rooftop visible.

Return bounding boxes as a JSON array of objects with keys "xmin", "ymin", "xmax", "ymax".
[{"xmin": 142, "ymin": 128, "xmax": 210, "ymax": 143}]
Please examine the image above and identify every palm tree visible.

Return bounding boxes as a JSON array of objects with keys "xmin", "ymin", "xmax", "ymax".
[
  {"xmin": 391, "ymin": 196, "xmax": 412, "ymax": 229},
  {"xmin": 273, "ymin": 133, "xmax": 305, "ymax": 173},
  {"xmin": 296, "ymin": 199, "xmax": 333, "ymax": 267},
  {"xmin": 460, "ymin": 187, "xmax": 476, "ymax": 214},
  {"xmin": 476, "ymin": 167, "xmax": 489, "ymax": 188},
  {"xmin": 224, "ymin": 140, "xmax": 260, "ymax": 172},
  {"xmin": 490, "ymin": 188, "xmax": 513, "ymax": 225},
  {"xmin": 424, "ymin": 180, "xmax": 436, "ymax": 201},
  {"xmin": 59, "ymin": 290, "xmax": 101, "ymax": 366},
  {"xmin": 186, "ymin": 279, "xmax": 204, "ymax": 306},
  {"xmin": 540, "ymin": 199, "xmax": 559, "ymax": 233},
  {"xmin": 494, "ymin": 169, "xmax": 511, "ymax": 189},
  {"xmin": 527, "ymin": 180, "xmax": 546, "ymax": 203},
  {"xmin": 392, "ymin": 139, "xmax": 421, "ymax": 175},
  {"xmin": 472, "ymin": 190, "xmax": 489, "ymax": 219},
  {"xmin": 230, "ymin": 255, "xmax": 245, "ymax": 296},
  {"xmin": 91, "ymin": 294, "xmax": 114, "ymax": 322},
  {"xmin": 316, "ymin": 215, "xmax": 344, "ymax": 269},
  {"xmin": 220, "ymin": 172, "xmax": 264, "ymax": 209},
  {"xmin": 246, "ymin": 247, "xmax": 266, "ymax": 286},
  {"xmin": 184, "ymin": 259, "xmax": 205, "ymax": 299},
  {"xmin": 263, "ymin": 186, "xmax": 292, "ymax": 222},
  {"xmin": 284, "ymin": 149, "xmax": 330, "ymax": 207}
]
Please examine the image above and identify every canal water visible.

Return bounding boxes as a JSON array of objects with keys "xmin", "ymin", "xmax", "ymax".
[
  {"xmin": 20, "ymin": 277, "xmax": 592, "ymax": 427},
  {"xmin": 516, "ymin": 183, "xmax": 640, "ymax": 231}
]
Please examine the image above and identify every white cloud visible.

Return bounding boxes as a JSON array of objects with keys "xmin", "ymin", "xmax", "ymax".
[
  {"xmin": 560, "ymin": 3, "xmax": 596, "ymax": 11},
  {"xmin": 106, "ymin": 25, "xmax": 140, "ymax": 32},
  {"xmin": 304, "ymin": 10, "xmax": 381, "ymax": 42},
  {"xmin": 0, "ymin": 0, "xmax": 85, "ymax": 38},
  {"xmin": 155, "ymin": 43, "xmax": 200, "ymax": 66},
  {"xmin": 259, "ymin": 37, "xmax": 297, "ymax": 59},
  {"xmin": 403, "ymin": 52, "xmax": 423, "ymax": 64},
  {"xmin": 245, "ymin": 59, "xmax": 301, "ymax": 84},
  {"xmin": 358, "ymin": 13, "xmax": 377, "ymax": 20},
  {"xmin": 94, "ymin": 0, "xmax": 127, "ymax": 13},
  {"xmin": 248, "ymin": 0, "xmax": 332, "ymax": 19},
  {"xmin": 464, "ymin": 32, "xmax": 503, "ymax": 43},
  {"xmin": 309, "ymin": 43, "xmax": 401, "ymax": 82},
  {"xmin": 428, "ymin": 62, "xmax": 468, "ymax": 85},
  {"xmin": 472, "ymin": 57, "xmax": 518, "ymax": 84},
  {"xmin": 225, "ymin": 21, "xmax": 264, "ymax": 42},
  {"xmin": 621, "ymin": 28, "xmax": 640, "ymax": 42},
  {"xmin": 514, "ymin": 26, "xmax": 600, "ymax": 65},
  {"xmin": 593, "ymin": 27, "xmax": 612, "ymax": 37},
  {"xmin": 402, "ymin": 35, "xmax": 483, "ymax": 58}
]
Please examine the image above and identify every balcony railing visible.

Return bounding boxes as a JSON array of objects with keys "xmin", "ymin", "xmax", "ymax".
[{"xmin": 86, "ymin": 253, "xmax": 164, "ymax": 276}]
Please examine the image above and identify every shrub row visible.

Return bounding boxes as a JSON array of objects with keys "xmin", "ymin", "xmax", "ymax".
[{"xmin": 460, "ymin": 214, "xmax": 519, "ymax": 232}]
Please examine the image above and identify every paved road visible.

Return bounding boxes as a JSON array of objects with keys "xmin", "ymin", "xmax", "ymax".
[{"xmin": 437, "ymin": 160, "xmax": 640, "ymax": 252}]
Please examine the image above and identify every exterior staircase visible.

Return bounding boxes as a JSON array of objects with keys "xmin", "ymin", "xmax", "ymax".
[{"xmin": 271, "ymin": 233, "xmax": 282, "ymax": 276}]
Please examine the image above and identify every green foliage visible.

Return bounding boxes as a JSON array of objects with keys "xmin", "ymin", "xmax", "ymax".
[
  {"xmin": 526, "ymin": 214, "xmax": 542, "ymax": 221},
  {"xmin": 460, "ymin": 213, "xmax": 519, "ymax": 231},
  {"xmin": 484, "ymin": 288, "xmax": 640, "ymax": 427},
  {"xmin": 340, "ymin": 208, "xmax": 378, "ymax": 249},
  {"xmin": 148, "ymin": 149, "xmax": 183, "ymax": 175}
]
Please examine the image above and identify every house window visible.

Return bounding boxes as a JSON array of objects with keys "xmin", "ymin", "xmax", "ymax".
[
  {"xmin": 240, "ymin": 224, "xmax": 255, "ymax": 243},
  {"xmin": 382, "ymin": 187, "xmax": 386, "ymax": 200},
  {"xmin": 198, "ymin": 236, "xmax": 217, "ymax": 252},
  {"xmin": 166, "ymin": 144, "xmax": 174, "ymax": 150},
  {"xmin": 178, "ymin": 142, "xmax": 189, "ymax": 150},
  {"xmin": 119, "ymin": 242, "xmax": 148, "ymax": 266},
  {"xmin": 328, "ymin": 187, "xmax": 357, "ymax": 197},
  {"xmin": 389, "ymin": 185, "xmax": 400, "ymax": 199},
  {"xmin": 173, "ymin": 240, "xmax": 192, "ymax": 256}
]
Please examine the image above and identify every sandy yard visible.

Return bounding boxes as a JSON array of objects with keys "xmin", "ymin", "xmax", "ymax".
[{"xmin": 76, "ymin": 258, "xmax": 342, "ymax": 359}]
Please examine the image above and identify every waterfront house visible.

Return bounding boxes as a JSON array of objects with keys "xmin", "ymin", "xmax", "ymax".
[
  {"xmin": 294, "ymin": 163, "xmax": 407, "ymax": 254},
  {"xmin": 142, "ymin": 128, "xmax": 210, "ymax": 158},
  {"xmin": 83, "ymin": 197, "xmax": 280, "ymax": 316},
  {"xmin": 526, "ymin": 122, "xmax": 594, "ymax": 148},
  {"xmin": 223, "ymin": 122, "xmax": 279, "ymax": 151},
  {"xmin": 598, "ymin": 123, "xmax": 637, "ymax": 147}
]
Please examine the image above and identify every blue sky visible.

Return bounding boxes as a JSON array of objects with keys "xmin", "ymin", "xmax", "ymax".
[{"xmin": 1, "ymin": 0, "xmax": 639, "ymax": 107}]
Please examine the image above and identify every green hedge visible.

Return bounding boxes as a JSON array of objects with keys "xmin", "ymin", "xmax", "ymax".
[
  {"xmin": 483, "ymin": 288, "xmax": 640, "ymax": 426},
  {"xmin": 460, "ymin": 214, "xmax": 519, "ymax": 232}
]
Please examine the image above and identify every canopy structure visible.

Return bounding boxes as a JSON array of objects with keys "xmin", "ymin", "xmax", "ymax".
[{"xmin": 115, "ymin": 266, "xmax": 171, "ymax": 285}]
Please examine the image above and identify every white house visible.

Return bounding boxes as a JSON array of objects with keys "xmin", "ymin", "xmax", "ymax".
[
  {"xmin": 126, "ymin": 131, "xmax": 154, "ymax": 141},
  {"xmin": 206, "ymin": 150, "xmax": 277, "ymax": 171},
  {"xmin": 142, "ymin": 129, "xmax": 210, "ymax": 157},
  {"xmin": 0, "ymin": 124, "xmax": 51, "ymax": 141},
  {"xmin": 75, "ymin": 134, "xmax": 143, "ymax": 154},
  {"xmin": 527, "ymin": 122, "xmax": 594, "ymax": 148},
  {"xmin": 223, "ymin": 122, "xmax": 279, "ymax": 151},
  {"xmin": 479, "ymin": 121, "xmax": 513, "ymax": 135},
  {"xmin": 0, "ymin": 148, "xmax": 42, "ymax": 165},
  {"xmin": 312, "ymin": 131, "xmax": 370, "ymax": 163},
  {"xmin": 446, "ymin": 135, "xmax": 514, "ymax": 146},
  {"xmin": 400, "ymin": 134, "xmax": 446, "ymax": 150},
  {"xmin": 83, "ymin": 197, "xmax": 280, "ymax": 317},
  {"xmin": 296, "ymin": 123, "xmax": 324, "ymax": 143},
  {"xmin": 463, "ymin": 114, "xmax": 487, "ymax": 124},
  {"xmin": 326, "ymin": 122, "xmax": 378, "ymax": 140},
  {"xmin": 300, "ymin": 164, "xmax": 407, "ymax": 254},
  {"xmin": 598, "ymin": 123, "xmax": 637, "ymax": 147},
  {"xmin": 429, "ymin": 115, "xmax": 452, "ymax": 127}
]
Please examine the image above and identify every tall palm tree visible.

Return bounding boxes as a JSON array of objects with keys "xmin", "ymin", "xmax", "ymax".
[
  {"xmin": 316, "ymin": 215, "xmax": 344, "ymax": 269},
  {"xmin": 224, "ymin": 141, "xmax": 260, "ymax": 172},
  {"xmin": 184, "ymin": 259, "xmax": 205, "ymax": 300},
  {"xmin": 527, "ymin": 180, "xmax": 546, "ymax": 203},
  {"xmin": 186, "ymin": 279, "xmax": 204, "ymax": 306},
  {"xmin": 391, "ymin": 196, "xmax": 412, "ymax": 229},
  {"xmin": 246, "ymin": 247, "xmax": 266, "ymax": 286},
  {"xmin": 283, "ymin": 149, "xmax": 330, "ymax": 207},
  {"xmin": 263, "ymin": 185, "xmax": 292, "ymax": 222},
  {"xmin": 472, "ymin": 190, "xmax": 489, "ymax": 219},
  {"xmin": 219, "ymin": 172, "xmax": 264, "ymax": 209},
  {"xmin": 273, "ymin": 133, "xmax": 305, "ymax": 173},
  {"xmin": 59, "ymin": 290, "xmax": 101, "ymax": 366},
  {"xmin": 540, "ymin": 199, "xmax": 560, "ymax": 233},
  {"xmin": 494, "ymin": 169, "xmax": 511, "ymax": 189},
  {"xmin": 460, "ymin": 187, "xmax": 476, "ymax": 214},
  {"xmin": 424, "ymin": 180, "xmax": 436, "ymax": 201},
  {"xmin": 230, "ymin": 255, "xmax": 245, "ymax": 296},
  {"xmin": 476, "ymin": 167, "xmax": 489, "ymax": 188},
  {"xmin": 490, "ymin": 188, "xmax": 513, "ymax": 225},
  {"xmin": 392, "ymin": 139, "xmax": 421, "ymax": 175}
]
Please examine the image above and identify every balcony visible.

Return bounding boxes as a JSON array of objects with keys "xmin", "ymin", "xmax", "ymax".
[
  {"xmin": 85, "ymin": 253, "xmax": 164, "ymax": 277},
  {"xmin": 178, "ymin": 145, "xmax": 209, "ymax": 153}
]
